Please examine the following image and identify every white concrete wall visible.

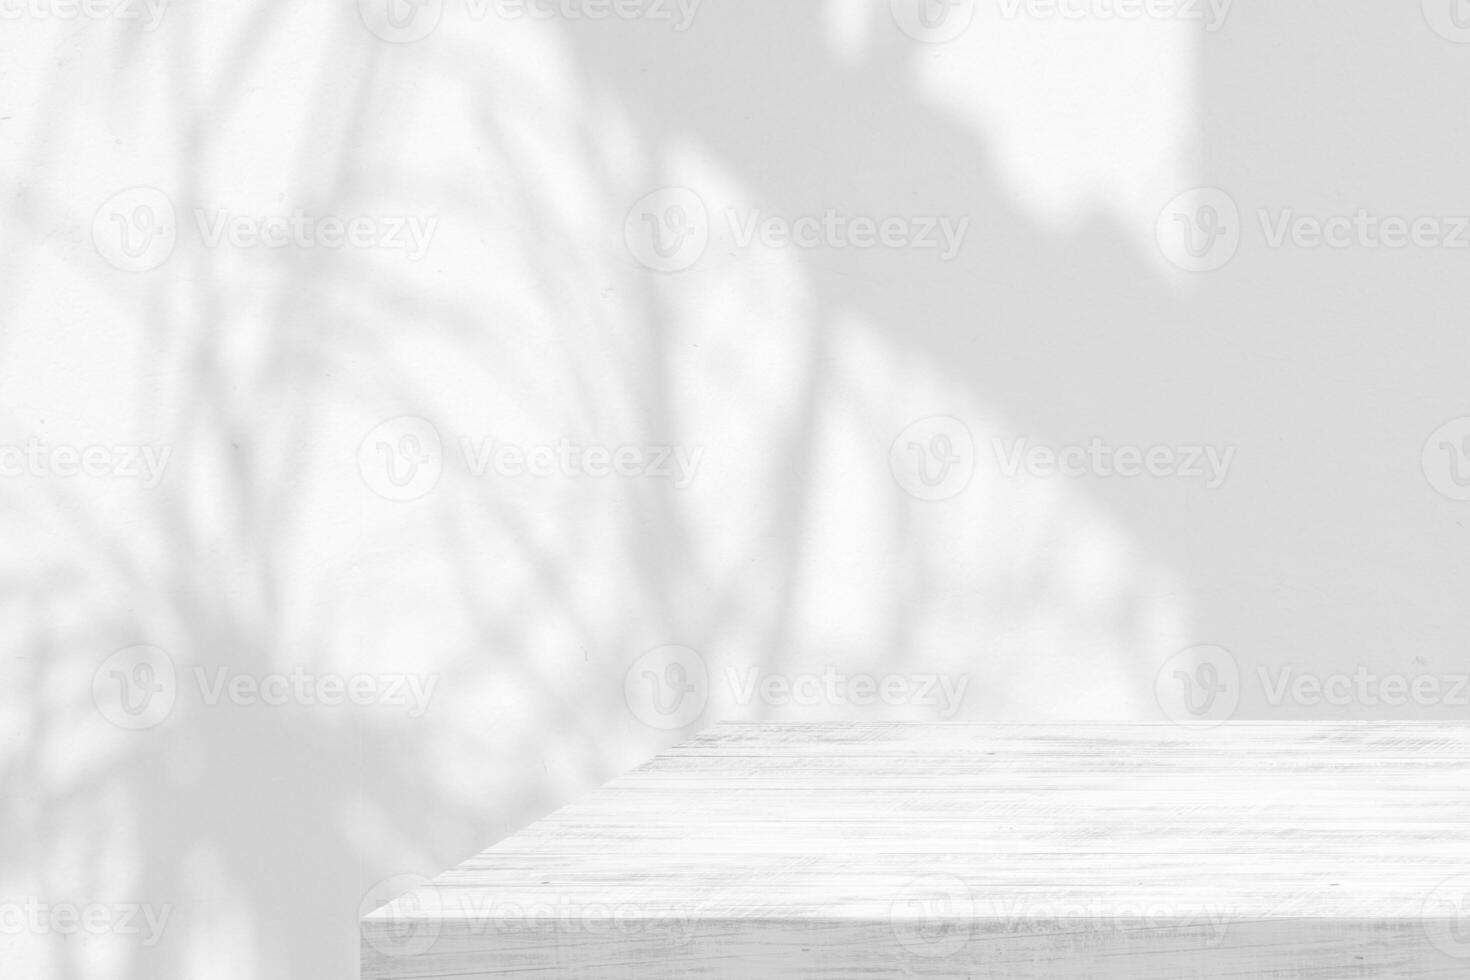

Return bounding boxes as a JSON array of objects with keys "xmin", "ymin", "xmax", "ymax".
[{"xmin": 1, "ymin": 2, "xmax": 1467, "ymax": 978}]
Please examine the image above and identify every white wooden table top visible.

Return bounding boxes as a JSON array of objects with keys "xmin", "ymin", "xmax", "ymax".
[{"xmin": 363, "ymin": 723, "xmax": 1470, "ymax": 979}]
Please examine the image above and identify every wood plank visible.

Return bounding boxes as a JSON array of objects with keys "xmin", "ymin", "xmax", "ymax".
[{"xmin": 362, "ymin": 723, "xmax": 1470, "ymax": 978}]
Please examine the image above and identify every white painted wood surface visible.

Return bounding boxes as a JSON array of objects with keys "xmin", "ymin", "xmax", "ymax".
[{"xmin": 362, "ymin": 723, "xmax": 1470, "ymax": 978}]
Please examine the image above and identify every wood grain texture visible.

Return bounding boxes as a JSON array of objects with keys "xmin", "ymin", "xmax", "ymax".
[{"xmin": 362, "ymin": 723, "xmax": 1470, "ymax": 978}]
